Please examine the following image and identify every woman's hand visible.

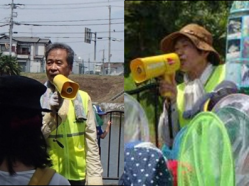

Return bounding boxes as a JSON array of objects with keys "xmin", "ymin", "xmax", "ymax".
[{"xmin": 158, "ymin": 75, "xmax": 177, "ymax": 104}]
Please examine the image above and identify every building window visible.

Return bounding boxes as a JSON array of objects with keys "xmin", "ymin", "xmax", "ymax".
[
  {"xmin": 0, "ymin": 44, "xmax": 8, "ymax": 52},
  {"xmin": 17, "ymin": 46, "xmax": 30, "ymax": 55}
]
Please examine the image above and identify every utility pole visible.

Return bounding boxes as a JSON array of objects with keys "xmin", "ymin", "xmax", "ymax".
[
  {"xmin": 108, "ymin": 5, "xmax": 111, "ymax": 75},
  {"xmin": 102, "ymin": 49, "xmax": 105, "ymax": 75},
  {"xmin": 102, "ymin": 49, "xmax": 105, "ymax": 63},
  {"xmin": 88, "ymin": 54, "xmax": 90, "ymax": 73},
  {"xmin": 82, "ymin": 59, "xmax": 85, "ymax": 74},
  {"xmin": 93, "ymin": 32, "xmax": 97, "ymax": 61},
  {"xmin": 93, "ymin": 32, "xmax": 97, "ymax": 74},
  {"xmin": 9, "ymin": 0, "xmax": 14, "ymax": 55},
  {"xmin": 7, "ymin": 1, "xmax": 23, "ymax": 55}
]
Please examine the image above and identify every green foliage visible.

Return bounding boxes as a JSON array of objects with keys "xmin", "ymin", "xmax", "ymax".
[
  {"xmin": 124, "ymin": 73, "xmax": 137, "ymax": 91},
  {"xmin": 0, "ymin": 53, "xmax": 21, "ymax": 76}
]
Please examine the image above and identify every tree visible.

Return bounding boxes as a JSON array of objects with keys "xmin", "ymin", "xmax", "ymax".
[{"xmin": 0, "ymin": 53, "xmax": 21, "ymax": 76}]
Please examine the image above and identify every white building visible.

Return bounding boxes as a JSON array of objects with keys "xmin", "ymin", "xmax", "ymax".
[
  {"xmin": 0, "ymin": 35, "xmax": 51, "ymax": 73},
  {"xmin": 102, "ymin": 62, "xmax": 124, "ymax": 75}
]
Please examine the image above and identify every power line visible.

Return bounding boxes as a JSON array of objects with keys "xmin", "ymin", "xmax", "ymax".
[
  {"xmin": 6, "ymin": 0, "xmax": 122, "ymax": 6},
  {"xmin": 41, "ymin": 36, "xmax": 123, "ymax": 40},
  {"xmin": 14, "ymin": 5, "xmax": 121, "ymax": 10},
  {"xmin": 14, "ymin": 30, "xmax": 124, "ymax": 34},
  {"xmin": 0, "ymin": 3, "xmax": 123, "ymax": 10},
  {"xmin": 14, "ymin": 18, "xmax": 123, "ymax": 23},
  {"xmin": 0, "ymin": 24, "xmax": 8, "ymax": 27},
  {"xmin": 1, "ymin": 1, "xmax": 123, "ymax": 63},
  {"xmin": 0, "ymin": 1, "xmax": 123, "ymax": 10},
  {"xmin": 14, "ymin": 22, "xmax": 123, "ymax": 26},
  {"xmin": 59, "ymin": 40, "xmax": 108, "ymax": 43}
]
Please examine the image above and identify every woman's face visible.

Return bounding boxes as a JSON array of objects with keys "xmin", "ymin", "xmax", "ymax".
[{"xmin": 174, "ymin": 37, "xmax": 208, "ymax": 73}]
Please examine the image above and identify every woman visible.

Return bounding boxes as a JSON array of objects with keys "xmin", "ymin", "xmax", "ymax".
[
  {"xmin": 158, "ymin": 23, "xmax": 225, "ymax": 147},
  {"xmin": 0, "ymin": 75, "xmax": 70, "ymax": 185}
]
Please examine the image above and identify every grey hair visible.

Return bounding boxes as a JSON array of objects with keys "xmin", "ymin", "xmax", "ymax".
[{"xmin": 45, "ymin": 42, "xmax": 74, "ymax": 67}]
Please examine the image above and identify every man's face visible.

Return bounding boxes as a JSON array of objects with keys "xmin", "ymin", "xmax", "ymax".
[
  {"xmin": 46, "ymin": 49, "xmax": 72, "ymax": 83},
  {"xmin": 174, "ymin": 37, "xmax": 207, "ymax": 73}
]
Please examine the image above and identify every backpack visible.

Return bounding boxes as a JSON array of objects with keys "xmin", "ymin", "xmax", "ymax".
[{"xmin": 28, "ymin": 167, "xmax": 56, "ymax": 185}]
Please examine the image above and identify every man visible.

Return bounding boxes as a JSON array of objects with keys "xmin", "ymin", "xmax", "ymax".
[
  {"xmin": 41, "ymin": 42, "xmax": 103, "ymax": 185},
  {"xmin": 0, "ymin": 75, "xmax": 70, "ymax": 185},
  {"xmin": 158, "ymin": 23, "xmax": 225, "ymax": 147}
]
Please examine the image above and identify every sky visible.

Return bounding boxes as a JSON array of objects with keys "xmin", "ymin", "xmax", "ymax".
[{"xmin": 0, "ymin": 0, "xmax": 124, "ymax": 64}]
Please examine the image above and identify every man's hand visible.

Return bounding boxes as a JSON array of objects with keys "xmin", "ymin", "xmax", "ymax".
[{"xmin": 49, "ymin": 92, "xmax": 62, "ymax": 109}]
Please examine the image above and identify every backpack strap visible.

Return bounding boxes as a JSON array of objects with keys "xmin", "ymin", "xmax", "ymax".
[{"xmin": 28, "ymin": 167, "xmax": 56, "ymax": 185}]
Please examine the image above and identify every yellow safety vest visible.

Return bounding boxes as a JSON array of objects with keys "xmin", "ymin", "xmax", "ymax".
[
  {"xmin": 177, "ymin": 64, "xmax": 225, "ymax": 128},
  {"xmin": 47, "ymin": 90, "xmax": 88, "ymax": 180}
]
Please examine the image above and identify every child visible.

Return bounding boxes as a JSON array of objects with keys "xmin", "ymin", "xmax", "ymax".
[{"xmin": 93, "ymin": 104, "xmax": 112, "ymax": 155}]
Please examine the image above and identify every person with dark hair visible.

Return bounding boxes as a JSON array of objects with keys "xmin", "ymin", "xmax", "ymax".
[
  {"xmin": 158, "ymin": 23, "xmax": 225, "ymax": 147},
  {"xmin": 41, "ymin": 42, "xmax": 103, "ymax": 185},
  {"xmin": 0, "ymin": 75, "xmax": 70, "ymax": 185}
]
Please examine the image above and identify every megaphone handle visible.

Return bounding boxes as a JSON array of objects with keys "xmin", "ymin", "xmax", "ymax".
[{"xmin": 162, "ymin": 73, "xmax": 175, "ymax": 98}]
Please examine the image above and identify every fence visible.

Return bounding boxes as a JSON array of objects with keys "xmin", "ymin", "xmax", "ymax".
[{"xmin": 99, "ymin": 110, "xmax": 124, "ymax": 185}]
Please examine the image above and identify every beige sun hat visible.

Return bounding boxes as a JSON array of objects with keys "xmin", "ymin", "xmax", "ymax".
[{"xmin": 160, "ymin": 23, "xmax": 223, "ymax": 65}]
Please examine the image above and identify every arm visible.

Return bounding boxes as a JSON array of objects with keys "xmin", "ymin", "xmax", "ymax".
[
  {"xmin": 85, "ymin": 97, "xmax": 103, "ymax": 185},
  {"xmin": 100, "ymin": 121, "xmax": 112, "ymax": 139}
]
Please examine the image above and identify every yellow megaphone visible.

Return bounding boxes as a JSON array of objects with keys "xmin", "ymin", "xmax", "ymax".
[
  {"xmin": 53, "ymin": 74, "xmax": 79, "ymax": 100},
  {"xmin": 130, "ymin": 53, "xmax": 180, "ymax": 97}
]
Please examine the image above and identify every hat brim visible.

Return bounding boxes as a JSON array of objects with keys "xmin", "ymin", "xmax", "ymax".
[{"xmin": 160, "ymin": 31, "xmax": 223, "ymax": 65}]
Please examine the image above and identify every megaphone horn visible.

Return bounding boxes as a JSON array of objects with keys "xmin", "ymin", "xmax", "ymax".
[
  {"xmin": 53, "ymin": 74, "xmax": 79, "ymax": 100},
  {"xmin": 66, "ymin": 86, "xmax": 73, "ymax": 94},
  {"xmin": 130, "ymin": 53, "xmax": 180, "ymax": 98}
]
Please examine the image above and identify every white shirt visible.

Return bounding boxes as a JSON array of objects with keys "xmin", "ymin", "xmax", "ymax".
[{"xmin": 0, "ymin": 170, "xmax": 70, "ymax": 185}]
